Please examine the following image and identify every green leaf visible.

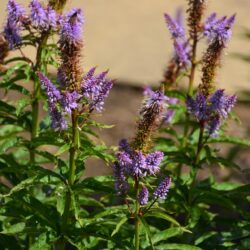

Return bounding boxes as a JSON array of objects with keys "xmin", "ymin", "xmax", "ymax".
[
  {"xmin": 207, "ymin": 156, "xmax": 241, "ymax": 169},
  {"xmin": 194, "ymin": 190, "xmax": 235, "ymax": 210},
  {"xmin": 29, "ymin": 233, "xmax": 51, "ymax": 250},
  {"xmin": 144, "ymin": 211, "xmax": 180, "ymax": 226},
  {"xmin": 151, "ymin": 227, "xmax": 184, "ymax": 244},
  {"xmin": 213, "ymin": 182, "xmax": 241, "ymax": 191},
  {"xmin": 74, "ymin": 176, "xmax": 114, "ymax": 193},
  {"xmin": 56, "ymin": 186, "xmax": 65, "ymax": 216},
  {"xmin": 111, "ymin": 216, "xmax": 128, "ymax": 237},
  {"xmin": 194, "ymin": 231, "xmax": 217, "ymax": 245},
  {"xmin": 0, "ymin": 137, "xmax": 19, "ymax": 154},
  {"xmin": 16, "ymin": 98, "xmax": 30, "ymax": 116},
  {"xmin": 78, "ymin": 196, "xmax": 104, "ymax": 208},
  {"xmin": 54, "ymin": 143, "xmax": 71, "ymax": 156},
  {"xmin": 0, "ymin": 125, "xmax": 23, "ymax": 138},
  {"xmin": 140, "ymin": 217, "xmax": 155, "ymax": 250},
  {"xmin": 94, "ymin": 205, "xmax": 128, "ymax": 218},
  {"xmin": 0, "ymin": 176, "xmax": 37, "ymax": 198},
  {"xmin": 0, "ymin": 81, "xmax": 30, "ymax": 95},
  {"xmin": 208, "ymin": 136, "xmax": 250, "ymax": 147},
  {"xmin": 87, "ymin": 120, "xmax": 115, "ymax": 129},
  {"xmin": 155, "ymin": 243, "xmax": 202, "ymax": 250},
  {"xmin": 1, "ymin": 222, "xmax": 25, "ymax": 235}
]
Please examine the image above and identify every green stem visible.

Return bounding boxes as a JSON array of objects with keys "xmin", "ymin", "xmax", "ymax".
[
  {"xmin": 189, "ymin": 122, "xmax": 205, "ymax": 204},
  {"xmin": 69, "ymin": 110, "xmax": 79, "ymax": 185},
  {"xmin": 188, "ymin": 35, "xmax": 198, "ymax": 96},
  {"xmin": 30, "ymin": 33, "xmax": 49, "ymax": 164},
  {"xmin": 142, "ymin": 198, "xmax": 157, "ymax": 215},
  {"xmin": 60, "ymin": 110, "xmax": 79, "ymax": 248},
  {"xmin": 176, "ymin": 34, "xmax": 198, "ymax": 177},
  {"xmin": 134, "ymin": 177, "xmax": 140, "ymax": 250},
  {"xmin": 185, "ymin": 122, "xmax": 205, "ymax": 226}
]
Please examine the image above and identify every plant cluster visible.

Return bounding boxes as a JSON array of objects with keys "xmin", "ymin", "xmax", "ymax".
[{"xmin": 0, "ymin": 0, "xmax": 249, "ymax": 249}]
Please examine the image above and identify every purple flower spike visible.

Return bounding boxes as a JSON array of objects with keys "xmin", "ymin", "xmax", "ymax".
[
  {"xmin": 223, "ymin": 95, "xmax": 237, "ymax": 117},
  {"xmin": 30, "ymin": 0, "xmax": 57, "ymax": 31},
  {"xmin": 194, "ymin": 92, "xmax": 208, "ymax": 121},
  {"xmin": 50, "ymin": 103, "xmax": 67, "ymax": 130},
  {"xmin": 131, "ymin": 151, "xmax": 147, "ymax": 177},
  {"xmin": 113, "ymin": 163, "xmax": 129, "ymax": 195},
  {"xmin": 38, "ymin": 73, "xmax": 61, "ymax": 103},
  {"xmin": 143, "ymin": 86, "xmax": 155, "ymax": 98},
  {"xmin": 164, "ymin": 97, "xmax": 178, "ymax": 123},
  {"xmin": 7, "ymin": 0, "xmax": 25, "ymax": 24},
  {"xmin": 164, "ymin": 13, "xmax": 185, "ymax": 39},
  {"xmin": 173, "ymin": 40, "xmax": 190, "ymax": 66},
  {"xmin": 186, "ymin": 92, "xmax": 208, "ymax": 121},
  {"xmin": 145, "ymin": 151, "xmax": 164, "ymax": 175},
  {"xmin": 168, "ymin": 97, "xmax": 178, "ymax": 105},
  {"xmin": 139, "ymin": 186, "xmax": 149, "ymax": 205},
  {"xmin": 164, "ymin": 109, "xmax": 175, "ymax": 123},
  {"xmin": 60, "ymin": 8, "xmax": 84, "ymax": 46},
  {"xmin": 208, "ymin": 89, "xmax": 236, "ymax": 118},
  {"xmin": 209, "ymin": 89, "xmax": 225, "ymax": 112},
  {"xmin": 81, "ymin": 68, "xmax": 113, "ymax": 112},
  {"xmin": 4, "ymin": 0, "xmax": 25, "ymax": 49},
  {"xmin": 119, "ymin": 139, "xmax": 131, "ymax": 152},
  {"xmin": 61, "ymin": 91, "xmax": 79, "ymax": 114},
  {"xmin": 30, "ymin": 0, "xmax": 47, "ymax": 29},
  {"xmin": 117, "ymin": 151, "xmax": 132, "ymax": 167},
  {"xmin": 175, "ymin": 7, "xmax": 184, "ymax": 29},
  {"xmin": 153, "ymin": 177, "xmax": 172, "ymax": 200},
  {"xmin": 207, "ymin": 115, "xmax": 220, "ymax": 137},
  {"xmin": 4, "ymin": 20, "xmax": 21, "ymax": 49},
  {"xmin": 143, "ymin": 90, "xmax": 168, "ymax": 111},
  {"xmin": 204, "ymin": 13, "xmax": 235, "ymax": 44},
  {"xmin": 204, "ymin": 13, "xmax": 217, "ymax": 36},
  {"xmin": 188, "ymin": 89, "xmax": 237, "ymax": 136},
  {"xmin": 46, "ymin": 6, "xmax": 57, "ymax": 30},
  {"xmin": 38, "ymin": 73, "xmax": 67, "ymax": 130}
]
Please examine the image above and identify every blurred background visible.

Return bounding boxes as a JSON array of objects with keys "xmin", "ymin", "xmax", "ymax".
[
  {"xmin": 0, "ymin": 0, "xmax": 249, "ymax": 177},
  {"xmin": 1, "ymin": 0, "xmax": 250, "ymax": 91}
]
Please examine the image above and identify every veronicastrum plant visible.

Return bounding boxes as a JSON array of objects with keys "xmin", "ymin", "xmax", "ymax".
[
  {"xmin": 110, "ymin": 1, "xmax": 250, "ymax": 250},
  {"xmin": 0, "ymin": 0, "xmax": 250, "ymax": 250},
  {"xmin": 0, "ymin": 0, "xmax": 115, "ymax": 249}
]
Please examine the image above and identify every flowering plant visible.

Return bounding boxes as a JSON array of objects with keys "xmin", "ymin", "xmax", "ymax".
[{"xmin": 0, "ymin": 0, "xmax": 249, "ymax": 249}]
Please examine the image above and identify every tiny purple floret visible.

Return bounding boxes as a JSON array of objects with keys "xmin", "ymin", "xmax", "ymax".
[
  {"xmin": 139, "ymin": 186, "xmax": 149, "ymax": 205},
  {"xmin": 153, "ymin": 177, "xmax": 172, "ymax": 200}
]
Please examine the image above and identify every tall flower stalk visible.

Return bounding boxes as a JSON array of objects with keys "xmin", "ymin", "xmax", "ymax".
[
  {"xmin": 187, "ymin": 14, "xmax": 236, "ymax": 185},
  {"xmin": 187, "ymin": 0, "xmax": 206, "ymax": 95},
  {"xmin": 186, "ymin": 14, "xmax": 236, "ymax": 204},
  {"xmin": 3, "ymin": 0, "xmax": 68, "ymax": 164},
  {"xmin": 38, "ymin": 8, "xmax": 113, "ymax": 247},
  {"xmin": 163, "ymin": 1, "xmax": 206, "ymax": 176},
  {"xmin": 113, "ymin": 90, "xmax": 172, "ymax": 249}
]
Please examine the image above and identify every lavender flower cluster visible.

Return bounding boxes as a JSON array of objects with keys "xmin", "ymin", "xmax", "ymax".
[
  {"xmin": 164, "ymin": 7, "xmax": 235, "ymax": 71},
  {"xmin": 113, "ymin": 137, "xmax": 171, "ymax": 205},
  {"xmin": 4, "ymin": 0, "xmax": 59, "ymax": 49},
  {"xmin": 37, "ymin": 8, "xmax": 113, "ymax": 129},
  {"xmin": 204, "ymin": 13, "xmax": 235, "ymax": 44},
  {"xmin": 112, "ymin": 89, "xmax": 172, "ymax": 204},
  {"xmin": 186, "ymin": 89, "xmax": 237, "ymax": 136},
  {"xmin": 117, "ymin": 139, "xmax": 164, "ymax": 178},
  {"xmin": 137, "ymin": 177, "xmax": 172, "ymax": 205},
  {"xmin": 164, "ymin": 12, "xmax": 190, "ymax": 67},
  {"xmin": 144, "ymin": 87, "xmax": 178, "ymax": 124}
]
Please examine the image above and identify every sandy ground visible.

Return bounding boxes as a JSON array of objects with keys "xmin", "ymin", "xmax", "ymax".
[{"xmin": 0, "ymin": 0, "xmax": 250, "ymax": 94}]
